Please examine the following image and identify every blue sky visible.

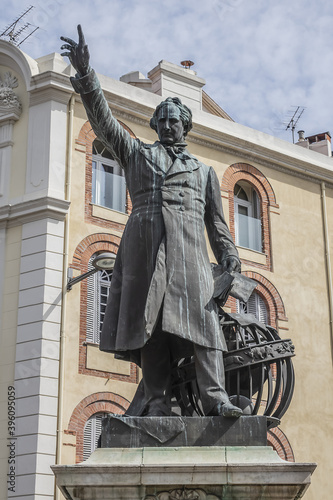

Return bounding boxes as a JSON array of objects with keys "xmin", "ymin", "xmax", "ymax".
[{"xmin": 2, "ymin": 0, "xmax": 333, "ymax": 142}]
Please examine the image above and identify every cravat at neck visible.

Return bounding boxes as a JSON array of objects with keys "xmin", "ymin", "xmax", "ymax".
[{"xmin": 164, "ymin": 142, "xmax": 188, "ymax": 159}]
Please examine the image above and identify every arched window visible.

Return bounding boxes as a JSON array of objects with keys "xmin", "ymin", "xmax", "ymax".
[
  {"xmin": 237, "ymin": 290, "xmax": 268, "ymax": 324},
  {"xmin": 234, "ymin": 181, "xmax": 261, "ymax": 252},
  {"xmin": 86, "ymin": 253, "xmax": 114, "ymax": 343},
  {"xmin": 222, "ymin": 163, "xmax": 279, "ymax": 271},
  {"xmin": 92, "ymin": 139, "xmax": 126, "ymax": 213},
  {"xmin": 67, "ymin": 392, "xmax": 129, "ymax": 463}
]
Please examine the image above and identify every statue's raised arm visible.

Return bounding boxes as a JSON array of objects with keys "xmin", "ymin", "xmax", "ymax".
[
  {"xmin": 60, "ymin": 25, "xmax": 91, "ymax": 77},
  {"xmin": 60, "ymin": 25, "xmax": 135, "ymax": 167}
]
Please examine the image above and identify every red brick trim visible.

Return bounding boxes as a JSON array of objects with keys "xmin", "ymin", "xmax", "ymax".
[
  {"xmin": 267, "ymin": 427, "xmax": 295, "ymax": 462},
  {"xmin": 222, "ymin": 163, "xmax": 278, "ymax": 271},
  {"xmin": 222, "ymin": 163, "xmax": 278, "ymax": 207},
  {"xmin": 71, "ymin": 232, "xmax": 122, "ymax": 271},
  {"xmin": 69, "ymin": 233, "xmax": 138, "ymax": 383},
  {"xmin": 67, "ymin": 392, "xmax": 129, "ymax": 463},
  {"xmin": 76, "ymin": 120, "xmax": 95, "ymax": 146},
  {"xmin": 76, "ymin": 119, "xmax": 135, "ymax": 229}
]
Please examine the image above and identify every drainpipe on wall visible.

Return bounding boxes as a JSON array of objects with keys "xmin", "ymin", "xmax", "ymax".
[
  {"xmin": 321, "ymin": 182, "xmax": 333, "ymax": 362},
  {"xmin": 55, "ymin": 93, "xmax": 75, "ymax": 499}
]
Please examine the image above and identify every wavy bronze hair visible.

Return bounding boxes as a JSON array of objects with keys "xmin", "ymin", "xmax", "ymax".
[{"xmin": 150, "ymin": 97, "xmax": 193, "ymax": 137}]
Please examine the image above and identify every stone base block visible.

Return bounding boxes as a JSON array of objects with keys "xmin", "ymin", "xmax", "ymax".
[
  {"xmin": 101, "ymin": 415, "xmax": 269, "ymax": 448},
  {"xmin": 52, "ymin": 446, "xmax": 316, "ymax": 500}
]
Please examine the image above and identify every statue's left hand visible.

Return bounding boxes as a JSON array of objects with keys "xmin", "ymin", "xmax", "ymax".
[
  {"xmin": 60, "ymin": 24, "xmax": 90, "ymax": 76},
  {"xmin": 221, "ymin": 256, "xmax": 241, "ymax": 274}
]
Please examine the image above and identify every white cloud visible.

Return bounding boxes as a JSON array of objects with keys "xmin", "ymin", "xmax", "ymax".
[{"xmin": 1, "ymin": 0, "xmax": 332, "ymax": 142}]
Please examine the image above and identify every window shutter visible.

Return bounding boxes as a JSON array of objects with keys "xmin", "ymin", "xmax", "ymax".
[
  {"xmin": 83, "ymin": 418, "xmax": 92, "ymax": 460},
  {"xmin": 237, "ymin": 292, "xmax": 268, "ymax": 325},
  {"xmin": 86, "ymin": 257, "xmax": 99, "ymax": 343},
  {"xmin": 98, "ymin": 270, "xmax": 112, "ymax": 342},
  {"xmin": 246, "ymin": 294, "xmax": 257, "ymax": 316},
  {"xmin": 83, "ymin": 413, "xmax": 105, "ymax": 461},
  {"xmin": 86, "ymin": 260, "xmax": 95, "ymax": 343},
  {"xmin": 94, "ymin": 415, "xmax": 103, "ymax": 448},
  {"xmin": 257, "ymin": 294, "xmax": 268, "ymax": 324},
  {"xmin": 86, "ymin": 254, "xmax": 115, "ymax": 344}
]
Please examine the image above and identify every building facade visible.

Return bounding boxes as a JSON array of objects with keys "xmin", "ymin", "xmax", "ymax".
[{"xmin": 0, "ymin": 40, "xmax": 332, "ymax": 499}]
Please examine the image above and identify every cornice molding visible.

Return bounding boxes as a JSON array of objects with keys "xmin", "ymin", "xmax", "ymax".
[
  {"xmin": 0, "ymin": 140, "xmax": 14, "ymax": 148},
  {"xmin": 0, "ymin": 109, "xmax": 21, "ymax": 125},
  {"xmin": 112, "ymin": 108, "xmax": 150, "ymax": 128},
  {"xmin": 189, "ymin": 130, "xmax": 333, "ymax": 187},
  {"xmin": 29, "ymin": 71, "xmax": 73, "ymax": 106},
  {"xmin": 74, "ymin": 76, "xmax": 333, "ymax": 186},
  {"xmin": 111, "ymin": 99, "xmax": 333, "ymax": 186},
  {"xmin": 0, "ymin": 196, "xmax": 70, "ymax": 227}
]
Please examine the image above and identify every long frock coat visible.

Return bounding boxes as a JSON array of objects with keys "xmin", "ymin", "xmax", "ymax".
[{"xmin": 71, "ymin": 70, "xmax": 240, "ymax": 362}]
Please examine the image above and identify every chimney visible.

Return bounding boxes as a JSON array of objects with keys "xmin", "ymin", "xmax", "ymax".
[
  {"xmin": 307, "ymin": 132, "xmax": 332, "ymax": 157},
  {"xmin": 147, "ymin": 60, "xmax": 206, "ymax": 110},
  {"xmin": 296, "ymin": 130, "xmax": 332, "ymax": 156}
]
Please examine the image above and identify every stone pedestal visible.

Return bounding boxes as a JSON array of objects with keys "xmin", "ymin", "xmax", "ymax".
[
  {"xmin": 52, "ymin": 446, "xmax": 315, "ymax": 500},
  {"xmin": 52, "ymin": 416, "xmax": 316, "ymax": 499},
  {"xmin": 101, "ymin": 415, "xmax": 269, "ymax": 448}
]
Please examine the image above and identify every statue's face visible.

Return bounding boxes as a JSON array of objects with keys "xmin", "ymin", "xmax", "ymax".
[{"xmin": 156, "ymin": 103, "xmax": 185, "ymax": 145}]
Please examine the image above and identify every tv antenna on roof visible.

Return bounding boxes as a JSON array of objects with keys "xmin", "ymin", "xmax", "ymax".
[
  {"xmin": 285, "ymin": 106, "xmax": 306, "ymax": 143},
  {"xmin": 0, "ymin": 6, "xmax": 39, "ymax": 47}
]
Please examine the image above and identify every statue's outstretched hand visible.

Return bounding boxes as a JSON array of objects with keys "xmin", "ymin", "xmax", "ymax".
[{"xmin": 60, "ymin": 24, "xmax": 90, "ymax": 76}]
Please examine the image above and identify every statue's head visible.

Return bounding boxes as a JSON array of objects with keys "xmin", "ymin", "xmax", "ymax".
[{"xmin": 150, "ymin": 97, "xmax": 193, "ymax": 144}]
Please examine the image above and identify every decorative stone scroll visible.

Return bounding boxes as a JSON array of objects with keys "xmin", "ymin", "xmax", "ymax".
[
  {"xmin": 0, "ymin": 71, "xmax": 22, "ymax": 115},
  {"xmin": 145, "ymin": 489, "xmax": 219, "ymax": 500}
]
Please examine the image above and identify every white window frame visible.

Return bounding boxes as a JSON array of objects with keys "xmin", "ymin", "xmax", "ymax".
[
  {"xmin": 234, "ymin": 183, "xmax": 262, "ymax": 252},
  {"xmin": 92, "ymin": 140, "xmax": 126, "ymax": 213}
]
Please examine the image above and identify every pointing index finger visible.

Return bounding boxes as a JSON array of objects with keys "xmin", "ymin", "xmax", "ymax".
[{"xmin": 77, "ymin": 24, "xmax": 85, "ymax": 46}]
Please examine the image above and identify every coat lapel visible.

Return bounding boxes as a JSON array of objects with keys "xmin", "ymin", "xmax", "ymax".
[
  {"xmin": 166, "ymin": 155, "xmax": 200, "ymax": 176},
  {"xmin": 139, "ymin": 142, "xmax": 172, "ymax": 173},
  {"xmin": 139, "ymin": 142, "xmax": 201, "ymax": 176}
]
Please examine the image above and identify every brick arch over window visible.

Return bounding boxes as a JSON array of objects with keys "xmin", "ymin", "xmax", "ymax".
[
  {"xmin": 70, "ymin": 232, "xmax": 122, "ymax": 272},
  {"xmin": 244, "ymin": 271, "xmax": 287, "ymax": 328},
  {"xmin": 76, "ymin": 119, "xmax": 136, "ymax": 229},
  {"xmin": 222, "ymin": 163, "xmax": 279, "ymax": 271},
  {"xmin": 77, "ymin": 119, "xmax": 136, "ymax": 145},
  {"xmin": 69, "ymin": 233, "xmax": 138, "ymax": 383},
  {"xmin": 67, "ymin": 392, "xmax": 129, "ymax": 463},
  {"xmin": 226, "ymin": 272, "xmax": 287, "ymax": 329},
  {"xmin": 267, "ymin": 427, "xmax": 295, "ymax": 462}
]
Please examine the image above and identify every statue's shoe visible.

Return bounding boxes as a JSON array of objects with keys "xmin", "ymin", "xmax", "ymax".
[{"xmin": 208, "ymin": 401, "xmax": 243, "ymax": 418}]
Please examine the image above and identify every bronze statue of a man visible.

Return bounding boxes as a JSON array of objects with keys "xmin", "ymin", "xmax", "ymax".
[{"xmin": 61, "ymin": 26, "xmax": 243, "ymax": 417}]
